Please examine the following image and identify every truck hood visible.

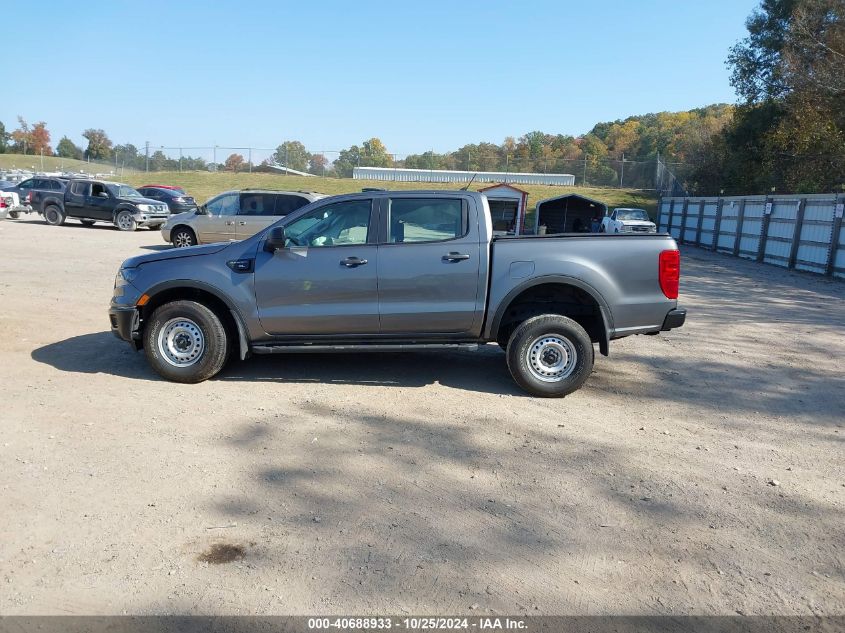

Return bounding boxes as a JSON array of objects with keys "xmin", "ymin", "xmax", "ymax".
[
  {"xmin": 620, "ymin": 219, "xmax": 656, "ymax": 226},
  {"xmin": 122, "ymin": 242, "xmax": 231, "ymax": 268},
  {"xmin": 119, "ymin": 196, "xmax": 166, "ymax": 207}
]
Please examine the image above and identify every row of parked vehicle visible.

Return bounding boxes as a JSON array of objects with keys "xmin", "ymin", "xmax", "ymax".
[{"xmin": 0, "ymin": 176, "xmax": 329, "ymax": 246}]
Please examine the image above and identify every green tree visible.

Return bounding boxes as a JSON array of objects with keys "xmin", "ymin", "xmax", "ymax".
[
  {"xmin": 273, "ymin": 140, "xmax": 310, "ymax": 172},
  {"xmin": 57, "ymin": 136, "xmax": 83, "ymax": 159},
  {"xmin": 333, "ymin": 144, "xmax": 360, "ymax": 177},
  {"xmin": 82, "ymin": 129, "xmax": 113, "ymax": 160},
  {"xmin": 0, "ymin": 120, "xmax": 9, "ymax": 153}
]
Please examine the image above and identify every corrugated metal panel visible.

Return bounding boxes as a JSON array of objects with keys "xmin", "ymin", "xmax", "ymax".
[{"xmin": 662, "ymin": 193, "xmax": 843, "ymax": 279}]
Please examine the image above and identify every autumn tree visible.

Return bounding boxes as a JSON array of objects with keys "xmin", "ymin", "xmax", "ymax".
[
  {"xmin": 224, "ymin": 153, "xmax": 245, "ymax": 172},
  {"xmin": 11, "ymin": 117, "xmax": 31, "ymax": 154},
  {"xmin": 82, "ymin": 128, "xmax": 113, "ymax": 160},
  {"xmin": 30, "ymin": 122, "xmax": 52, "ymax": 155},
  {"xmin": 308, "ymin": 153, "xmax": 328, "ymax": 175},
  {"xmin": 56, "ymin": 136, "xmax": 83, "ymax": 159},
  {"xmin": 361, "ymin": 137, "xmax": 392, "ymax": 167}
]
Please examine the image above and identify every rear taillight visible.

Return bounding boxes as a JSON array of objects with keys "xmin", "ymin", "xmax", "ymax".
[
  {"xmin": 659, "ymin": 249, "xmax": 680, "ymax": 299},
  {"xmin": 0, "ymin": 198, "xmax": 6, "ymax": 208},
  {"xmin": 25, "ymin": 192, "xmax": 32, "ymax": 203}
]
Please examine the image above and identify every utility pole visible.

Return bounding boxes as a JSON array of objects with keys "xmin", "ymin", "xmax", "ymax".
[
  {"xmin": 248, "ymin": 148, "xmax": 252, "ymax": 173},
  {"xmin": 144, "ymin": 141, "xmax": 150, "ymax": 172},
  {"xmin": 620, "ymin": 153, "xmax": 625, "ymax": 188},
  {"xmin": 40, "ymin": 148, "xmax": 44, "ymax": 171},
  {"xmin": 179, "ymin": 148, "xmax": 183, "ymax": 173},
  {"xmin": 583, "ymin": 155, "xmax": 588, "ymax": 186}
]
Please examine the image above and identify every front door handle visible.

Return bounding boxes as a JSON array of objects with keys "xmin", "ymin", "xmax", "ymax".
[
  {"xmin": 225, "ymin": 220, "xmax": 235, "ymax": 226},
  {"xmin": 443, "ymin": 252, "xmax": 470, "ymax": 262},
  {"xmin": 238, "ymin": 221, "xmax": 246, "ymax": 225},
  {"xmin": 341, "ymin": 257, "xmax": 368, "ymax": 268}
]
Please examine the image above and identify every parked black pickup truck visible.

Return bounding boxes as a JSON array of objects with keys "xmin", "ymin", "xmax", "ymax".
[{"xmin": 41, "ymin": 179, "xmax": 170, "ymax": 231}]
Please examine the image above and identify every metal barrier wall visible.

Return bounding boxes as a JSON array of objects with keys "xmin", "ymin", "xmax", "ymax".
[{"xmin": 658, "ymin": 194, "xmax": 845, "ymax": 279}]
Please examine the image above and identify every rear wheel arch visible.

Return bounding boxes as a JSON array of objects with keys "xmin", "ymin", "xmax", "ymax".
[{"xmin": 489, "ymin": 278, "xmax": 611, "ymax": 356}]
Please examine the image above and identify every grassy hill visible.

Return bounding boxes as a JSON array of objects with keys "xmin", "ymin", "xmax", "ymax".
[{"xmin": 0, "ymin": 153, "xmax": 658, "ymax": 219}]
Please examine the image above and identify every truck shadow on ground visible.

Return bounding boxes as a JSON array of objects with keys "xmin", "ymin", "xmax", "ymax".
[{"xmin": 30, "ymin": 332, "xmax": 524, "ymax": 395}]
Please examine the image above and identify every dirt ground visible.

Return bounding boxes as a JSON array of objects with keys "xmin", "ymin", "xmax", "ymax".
[{"xmin": 0, "ymin": 217, "xmax": 843, "ymax": 616}]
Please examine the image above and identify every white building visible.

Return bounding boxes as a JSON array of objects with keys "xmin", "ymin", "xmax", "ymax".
[{"xmin": 353, "ymin": 166, "xmax": 574, "ymax": 186}]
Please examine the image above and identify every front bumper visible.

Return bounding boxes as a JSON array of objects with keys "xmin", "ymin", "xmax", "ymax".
[
  {"xmin": 661, "ymin": 307, "xmax": 687, "ymax": 331},
  {"xmin": 134, "ymin": 213, "xmax": 170, "ymax": 228},
  {"xmin": 109, "ymin": 306, "xmax": 140, "ymax": 343}
]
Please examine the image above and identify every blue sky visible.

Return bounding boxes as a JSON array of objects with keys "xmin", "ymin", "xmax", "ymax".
[{"xmin": 5, "ymin": 0, "xmax": 758, "ymax": 157}]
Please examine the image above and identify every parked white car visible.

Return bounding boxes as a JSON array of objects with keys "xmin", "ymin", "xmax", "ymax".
[
  {"xmin": 0, "ymin": 191, "xmax": 21, "ymax": 220},
  {"xmin": 600, "ymin": 208, "xmax": 657, "ymax": 233}
]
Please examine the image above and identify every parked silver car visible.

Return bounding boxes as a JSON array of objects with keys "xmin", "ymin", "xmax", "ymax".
[{"xmin": 161, "ymin": 189, "xmax": 326, "ymax": 247}]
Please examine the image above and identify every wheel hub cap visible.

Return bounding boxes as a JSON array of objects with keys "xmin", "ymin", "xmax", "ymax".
[
  {"xmin": 158, "ymin": 318, "xmax": 205, "ymax": 367},
  {"xmin": 526, "ymin": 335, "xmax": 577, "ymax": 383}
]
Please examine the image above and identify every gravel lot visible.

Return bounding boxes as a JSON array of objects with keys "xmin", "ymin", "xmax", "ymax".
[{"xmin": 1, "ymin": 218, "xmax": 843, "ymax": 616}]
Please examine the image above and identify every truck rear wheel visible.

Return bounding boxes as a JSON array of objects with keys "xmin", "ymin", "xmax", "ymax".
[
  {"xmin": 44, "ymin": 205, "xmax": 65, "ymax": 226},
  {"xmin": 506, "ymin": 315, "xmax": 593, "ymax": 397},
  {"xmin": 115, "ymin": 210, "xmax": 137, "ymax": 231},
  {"xmin": 144, "ymin": 300, "xmax": 230, "ymax": 383}
]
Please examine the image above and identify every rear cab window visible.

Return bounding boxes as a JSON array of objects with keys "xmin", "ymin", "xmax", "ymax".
[{"xmin": 387, "ymin": 198, "xmax": 466, "ymax": 243}]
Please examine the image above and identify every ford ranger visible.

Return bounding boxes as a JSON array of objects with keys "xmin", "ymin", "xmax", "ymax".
[{"xmin": 109, "ymin": 190, "xmax": 685, "ymax": 397}]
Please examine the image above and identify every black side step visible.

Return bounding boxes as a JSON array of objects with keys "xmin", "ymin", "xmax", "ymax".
[{"xmin": 251, "ymin": 343, "xmax": 480, "ymax": 354}]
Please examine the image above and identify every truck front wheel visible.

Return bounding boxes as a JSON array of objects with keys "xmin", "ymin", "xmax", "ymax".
[
  {"xmin": 506, "ymin": 315, "xmax": 594, "ymax": 397},
  {"xmin": 115, "ymin": 210, "xmax": 137, "ymax": 231},
  {"xmin": 143, "ymin": 300, "xmax": 230, "ymax": 383},
  {"xmin": 44, "ymin": 205, "xmax": 65, "ymax": 226}
]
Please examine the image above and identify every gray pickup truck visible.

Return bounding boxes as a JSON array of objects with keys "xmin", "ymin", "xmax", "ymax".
[{"xmin": 109, "ymin": 190, "xmax": 685, "ymax": 397}]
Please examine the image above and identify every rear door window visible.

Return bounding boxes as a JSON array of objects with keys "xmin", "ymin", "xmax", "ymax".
[
  {"xmin": 70, "ymin": 181, "xmax": 90, "ymax": 196},
  {"xmin": 387, "ymin": 198, "xmax": 466, "ymax": 243},
  {"xmin": 239, "ymin": 193, "xmax": 276, "ymax": 216},
  {"xmin": 273, "ymin": 194, "xmax": 310, "ymax": 216}
]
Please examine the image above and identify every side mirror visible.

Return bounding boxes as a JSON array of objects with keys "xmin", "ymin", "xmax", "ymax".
[
  {"xmin": 97, "ymin": 191, "xmax": 109, "ymax": 199},
  {"xmin": 195, "ymin": 205, "xmax": 207, "ymax": 215},
  {"xmin": 264, "ymin": 226, "xmax": 287, "ymax": 252}
]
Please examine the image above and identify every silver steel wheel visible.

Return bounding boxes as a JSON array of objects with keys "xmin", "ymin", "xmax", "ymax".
[
  {"xmin": 173, "ymin": 230, "xmax": 194, "ymax": 247},
  {"xmin": 526, "ymin": 335, "xmax": 577, "ymax": 383},
  {"xmin": 157, "ymin": 318, "xmax": 205, "ymax": 367},
  {"xmin": 116, "ymin": 211, "xmax": 134, "ymax": 231}
]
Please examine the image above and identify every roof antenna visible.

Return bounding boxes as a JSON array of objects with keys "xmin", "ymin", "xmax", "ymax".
[{"xmin": 461, "ymin": 173, "xmax": 478, "ymax": 191}]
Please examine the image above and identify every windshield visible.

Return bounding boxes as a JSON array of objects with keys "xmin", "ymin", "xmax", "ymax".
[
  {"xmin": 108, "ymin": 184, "xmax": 143, "ymax": 198},
  {"xmin": 616, "ymin": 209, "xmax": 649, "ymax": 221}
]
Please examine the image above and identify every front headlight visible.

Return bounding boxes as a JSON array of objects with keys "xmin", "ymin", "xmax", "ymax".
[{"xmin": 115, "ymin": 267, "xmax": 139, "ymax": 285}]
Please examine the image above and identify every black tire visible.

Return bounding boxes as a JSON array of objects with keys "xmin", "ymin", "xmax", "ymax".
[
  {"xmin": 115, "ymin": 209, "xmax": 137, "ymax": 231},
  {"xmin": 171, "ymin": 226, "xmax": 197, "ymax": 248},
  {"xmin": 506, "ymin": 315, "xmax": 594, "ymax": 398},
  {"xmin": 144, "ymin": 300, "xmax": 230, "ymax": 383},
  {"xmin": 44, "ymin": 205, "xmax": 65, "ymax": 226},
  {"xmin": 8, "ymin": 211, "xmax": 19, "ymax": 219},
  {"xmin": 79, "ymin": 219, "xmax": 96, "ymax": 226}
]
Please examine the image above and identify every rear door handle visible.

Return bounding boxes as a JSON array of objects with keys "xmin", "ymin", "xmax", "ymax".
[
  {"xmin": 341, "ymin": 256, "xmax": 368, "ymax": 267},
  {"xmin": 443, "ymin": 252, "xmax": 470, "ymax": 262},
  {"xmin": 238, "ymin": 221, "xmax": 246, "ymax": 225}
]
